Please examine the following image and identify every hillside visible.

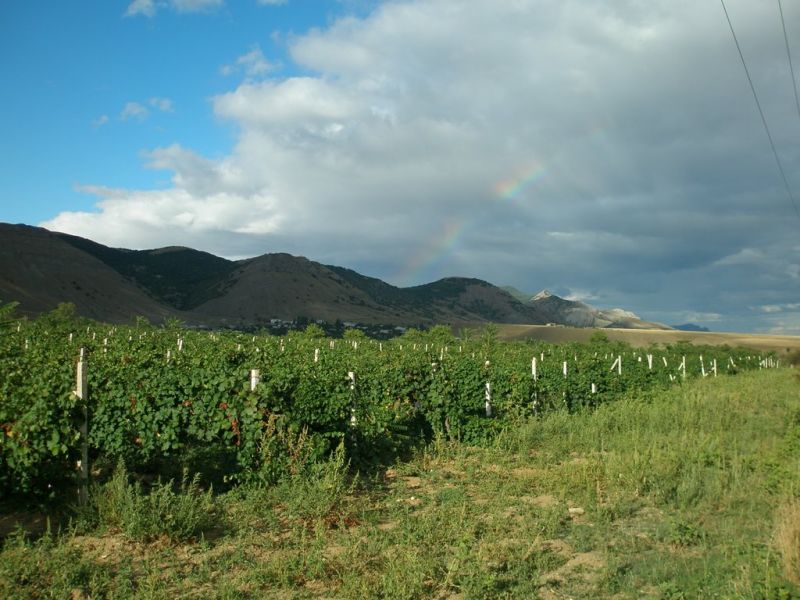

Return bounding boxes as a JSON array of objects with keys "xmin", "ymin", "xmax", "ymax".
[
  {"xmin": 0, "ymin": 223, "xmax": 547, "ymax": 327},
  {"xmin": 524, "ymin": 289, "xmax": 671, "ymax": 330},
  {"xmin": 0, "ymin": 224, "xmax": 175, "ymax": 323}
]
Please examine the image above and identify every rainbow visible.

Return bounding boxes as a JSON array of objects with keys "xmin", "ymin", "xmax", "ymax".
[
  {"xmin": 493, "ymin": 162, "xmax": 547, "ymax": 201},
  {"xmin": 393, "ymin": 161, "xmax": 549, "ymax": 286},
  {"xmin": 393, "ymin": 217, "xmax": 467, "ymax": 287}
]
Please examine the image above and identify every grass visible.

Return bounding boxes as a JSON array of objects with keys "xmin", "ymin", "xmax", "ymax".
[{"xmin": 1, "ymin": 369, "xmax": 799, "ymax": 599}]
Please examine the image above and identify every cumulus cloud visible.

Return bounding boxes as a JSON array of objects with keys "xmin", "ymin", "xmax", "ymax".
[
  {"xmin": 125, "ymin": 0, "xmax": 156, "ymax": 17},
  {"xmin": 148, "ymin": 97, "xmax": 174, "ymax": 112},
  {"xmin": 91, "ymin": 115, "xmax": 110, "ymax": 128},
  {"xmin": 220, "ymin": 46, "xmax": 274, "ymax": 78},
  {"xmin": 119, "ymin": 98, "xmax": 173, "ymax": 121},
  {"xmin": 125, "ymin": 0, "xmax": 223, "ymax": 18},
  {"xmin": 120, "ymin": 101, "xmax": 149, "ymax": 121},
  {"xmin": 47, "ymin": 0, "xmax": 800, "ymax": 332}
]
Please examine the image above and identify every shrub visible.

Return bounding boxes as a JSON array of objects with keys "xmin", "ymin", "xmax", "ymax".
[{"xmin": 93, "ymin": 462, "xmax": 215, "ymax": 542}]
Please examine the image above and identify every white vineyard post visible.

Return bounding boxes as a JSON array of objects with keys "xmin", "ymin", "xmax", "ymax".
[
  {"xmin": 177, "ymin": 338, "xmax": 183, "ymax": 352},
  {"xmin": 662, "ymin": 356, "xmax": 668, "ymax": 367},
  {"xmin": 610, "ymin": 355, "xmax": 622, "ymax": 375},
  {"xmin": 712, "ymin": 359, "xmax": 717, "ymax": 377},
  {"xmin": 680, "ymin": 356, "xmax": 686, "ymax": 380},
  {"xmin": 166, "ymin": 349, "xmax": 171, "ymax": 361},
  {"xmin": 562, "ymin": 361, "xmax": 568, "ymax": 379},
  {"xmin": 314, "ymin": 348, "xmax": 320, "ymax": 363},
  {"xmin": 348, "ymin": 371, "xmax": 357, "ymax": 426},
  {"xmin": 647, "ymin": 354, "xmax": 653, "ymax": 370},
  {"xmin": 591, "ymin": 382, "xmax": 597, "ymax": 395},
  {"xmin": 700, "ymin": 356, "xmax": 706, "ymax": 378},
  {"xmin": 485, "ymin": 382, "xmax": 492, "ymax": 417},
  {"xmin": 69, "ymin": 333, "xmax": 73, "ymax": 345},
  {"xmin": 531, "ymin": 357, "xmax": 538, "ymax": 381},
  {"xmin": 75, "ymin": 348, "xmax": 89, "ymax": 507},
  {"xmin": 250, "ymin": 369, "xmax": 260, "ymax": 392}
]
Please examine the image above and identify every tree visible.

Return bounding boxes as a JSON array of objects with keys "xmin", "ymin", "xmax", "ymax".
[
  {"xmin": 343, "ymin": 327, "xmax": 367, "ymax": 341},
  {"xmin": 301, "ymin": 323, "xmax": 326, "ymax": 339},
  {"xmin": 0, "ymin": 299, "xmax": 19, "ymax": 330},
  {"xmin": 427, "ymin": 324, "xmax": 455, "ymax": 345}
]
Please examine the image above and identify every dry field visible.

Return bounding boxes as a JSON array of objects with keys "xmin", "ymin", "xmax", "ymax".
[{"xmin": 496, "ymin": 324, "xmax": 800, "ymax": 355}]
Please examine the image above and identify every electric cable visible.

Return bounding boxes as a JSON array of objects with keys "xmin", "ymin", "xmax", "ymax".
[{"xmin": 720, "ymin": 0, "xmax": 800, "ymax": 219}]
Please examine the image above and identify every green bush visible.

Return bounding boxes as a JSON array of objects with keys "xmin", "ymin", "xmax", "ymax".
[{"xmin": 92, "ymin": 463, "xmax": 215, "ymax": 542}]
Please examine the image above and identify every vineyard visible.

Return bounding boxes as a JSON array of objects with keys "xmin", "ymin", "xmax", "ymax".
[{"xmin": 0, "ymin": 317, "xmax": 778, "ymax": 499}]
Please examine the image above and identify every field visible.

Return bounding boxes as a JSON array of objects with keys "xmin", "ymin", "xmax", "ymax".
[
  {"xmin": 495, "ymin": 324, "xmax": 800, "ymax": 355},
  {"xmin": 0, "ymin": 369, "xmax": 798, "ymax": 598},
  {"xmin": 1, "ymin": 316, "xmax": 799, "ymax": 598}
]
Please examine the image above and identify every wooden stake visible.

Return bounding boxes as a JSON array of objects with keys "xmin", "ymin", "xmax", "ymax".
[
  {"xmin": 250, "ymin": 369, "xmax": 260, "ymax": 391},
  {"xmin": 75, "ymin": 349, "xmax": 89, "ymax": 507}
]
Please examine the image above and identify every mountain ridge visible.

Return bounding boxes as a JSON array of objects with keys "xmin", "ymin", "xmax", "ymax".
[{"xmin": 0, "ymin": 223, "xmax": 669, "ymax": 330}]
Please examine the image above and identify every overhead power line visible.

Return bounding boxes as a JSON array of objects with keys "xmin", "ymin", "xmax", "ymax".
[
  {"xmin": 778, "ymin": 0, "xmax": 800, "ymax": 122},
  {"xmin": 720, "ymin": 0, "xmax": 800, "ymax": 219}
]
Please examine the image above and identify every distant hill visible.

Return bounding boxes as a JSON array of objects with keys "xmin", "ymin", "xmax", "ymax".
[
  {"xmin": 0, "ymin": 223, "xmax": 671, "ymax": 330},
  {"xmin": 672, "ymin": 323, "xmax": 710, "ymax": 332},
  {"xmin": 513, "ymin": 288, "xmax": 672, "ymax": 330},
  {"xmin": 0, "ymin": 223, "xmax": 547, "ymax": 327}
]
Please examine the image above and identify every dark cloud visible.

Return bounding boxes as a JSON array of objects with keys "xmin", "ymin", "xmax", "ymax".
[{"xmin": 44, "ymin": 0, "xmax": 800, "ymax": 332}]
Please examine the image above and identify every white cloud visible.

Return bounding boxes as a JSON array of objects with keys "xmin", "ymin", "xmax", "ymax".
[
  {"xmin": 125, "ymin": 0, "xmax": 156, "ymax": 17},
  {"xmin": 120, "ymin": 102, "xmax": 149, "ymax": 121},
  {"xmin": 257, "ymin": 0, "xmax": 287, "ymax": 5},
  {"xmin": 564, "ymin": 289, "xmax": 600, "ymax": 303},
  {"xmin": 149, "ymin": 97, "xmax": 174, "ymax": 112},
  {"xmin": 124, "ymin": 0, "xmax": 223, "ymax": 18},
  {"xmin": 91, "ymin": 115, "xmax": 110, "ymax": 128},
  {"xmin": 171, "ymin": 0, "xmax": 224, "ymax": 13},
  {"xmin": 48, "ymin": 0, "xmax": 800, "ymax": 331},
  {"xmin": 221, "ymin": 46, "xmax": 274, "ymax": 79}
]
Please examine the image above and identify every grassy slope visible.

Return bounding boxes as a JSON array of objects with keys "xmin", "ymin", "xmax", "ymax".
[{"xmin": 2, "ymin": 369, "xmax": 799, "ymax": 599}]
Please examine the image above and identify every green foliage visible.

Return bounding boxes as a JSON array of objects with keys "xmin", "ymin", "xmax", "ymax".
[
  {"xmin": 426, "ymin": 324, "xmax": 455, "ymax": 345},
  {"xmin": 301, "ymin": 323, "xmax": 326, "ymax": 339},
  {"xmin": 162, "ymin": 316, "xmax": 185, "ymax": 331},
  {"xmin": 0, "ymin": 314, "xmax": 770, "ymax": 498},
  {"xmin": 0, "ymin": 299, "xmax": 19, "ymax": 329},
  {"xmin": 92, "ymin": 462, "xmax": 215, "ymax": 542},
  {"xmin": 343, "ymin": 327, "xmax": 366, "ymax": 340}
]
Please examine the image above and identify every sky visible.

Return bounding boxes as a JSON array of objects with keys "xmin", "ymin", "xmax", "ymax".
[{"xmin": 1, "ymin": 0, "xmax": 799, "ymax": 334}]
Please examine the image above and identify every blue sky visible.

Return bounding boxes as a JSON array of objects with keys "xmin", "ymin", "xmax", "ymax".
[
  {"xmin": 1, "ymin": 1, "xmax": 362, "ymax": 222},
  {"xmin": 1, "ymin": 1, "xmax": 799, "ymax": 333}
]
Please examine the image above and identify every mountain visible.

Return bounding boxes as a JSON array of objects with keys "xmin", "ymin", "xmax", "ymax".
[
  {"xmin": 1, "ymin": 223, "xmax": 671, "ymax": 330},
  {"xmin": 523, "ymin": 289, "xmax": 672, "ymax": 330},
  {"xmin": 672, "ymin": 323, "xmax": 710, "ymax": 332},
  {"xmin": 500, "ymin": 286, "xmax": 531, "ymax": 303},
  {"xmin": 0, "ymin": 224, "xmax": 175, "ymax": 323},
  {"xmin": 0, "ymin": 223, "xmax": 547, "ymax": 327}
]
